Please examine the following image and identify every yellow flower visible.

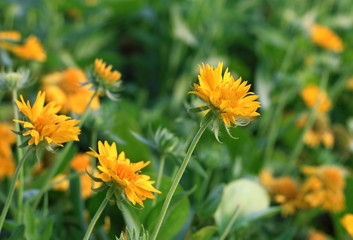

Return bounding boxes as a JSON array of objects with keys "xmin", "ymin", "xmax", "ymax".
[
  {"xmin": 311, "ymin": 24, "xmax": 343, "ymax": 52},
  {"xmin": 14, "ymin": 91, "xmax": 80, "ymax": 146},
  {"xmin": 42, "ymin": 67, "xmax": 100, "ymax": 114},
  {"xmin": 94, "ymin": 59, "xmax": 122, "ymax": 83},
  {"xmin": 299, "ymin": 165, "xmax": 345, "ymax": 211},
  {"xmin": 347, "ymin": 76, "xmax": 353, "ymax": 90},
  {"xmin": 259, "ymin": 170, "xmax": 299, "ymax": 215},
  {"xmin": 10, "ymin": 36, "xmax": 46, "ymax": 62},
  {"xmin": 88, "ymin": 141, "xmax": 161, "ymax": 207},
  {"xmin": 0, "ymin": 123, "xmax": 16, "ymax": 180},
  {"xmin": 51, "ymin": 174, "xmax": 69, "ymax": 191},
  {"xmin": 341, "ymin": 214, "xmax": 353, "ymax": 237},
  {"xmin": 307, "ymin": 229, "xmax": 328, "ymax": 240},
  {"xmin": 0, "ymin": 31, "xmax": 21, "ymax": 41},
  {"xmin": 301, "ymin": 85, "xmax": 331, "ymax": 113},
  {"xmin": 189, "ymin": 62, "xmax": 260, "ymax": 127},
  {"xmin": 70, "ymin": 153, "xmax": 98, "ymax": 199}
]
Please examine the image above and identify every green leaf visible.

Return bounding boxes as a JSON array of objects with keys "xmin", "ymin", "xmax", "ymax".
[
  {"xmin": 24, "ymin": 203, "xmax": 37, "ymax": 240},
  {"xmin": 120, "ymin": 201, "xmax": 141, "ymax": 236},
  {"xmin": 8, "ymin": 225, "xmax": 25, "ymax": 240},
  {"xmin": 214, "ymin": 179, "xmax": 270, "ymax": 234},
  {"xmin": 130, "ymin": 130, "xmax": 157, "ymax": 150},
  {"xmin": 189, "ymin": 226, "xmax": 218, "ymax": 240},
  {"xmin": 199, "ymin": 185, "xmax": 223, "ymax": 220},
  {"xmin": 41, "ymin": 218, "xmax": 54, "ymax": 240}
]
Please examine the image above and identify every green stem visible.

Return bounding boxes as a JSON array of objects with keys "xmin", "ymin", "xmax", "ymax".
[
  {"xmin": 152, "ymin": 154, "xmax": 166, "ymax": 207},
  {"xmin": 79, "ymin": 89, "xmax": 98, "ymax": 128},
  {"xmin": 263, "ymin": 89, "xmax": 294, "ymax": 165},
  {"xmin": 0, "ymin": 147, "xmax": 31, "ymax": 233},
  {"xmin": 90, "ymin": 128, "xmax": 98, "ymax": 170},
  {"xmin": 219, "ymin": 205, "xmax": 240, "ymax": 240},
  {"xmin": 32, "ymin": 89, "xmax": 98, "ymax": 209},
  {"xmin": 150, "ymin": 116, "xmax": 212, "ymax": 240},
  {"xmin": 12, "ymin": 90, "xmax": 24, "ymax": 224},
  {"xmin": 83, "ymin": 189, "xmax": 113, "ymax": 240},
  {"xmin": 289, "ymin": 71, "xmax": 329, "ymax": 164}
]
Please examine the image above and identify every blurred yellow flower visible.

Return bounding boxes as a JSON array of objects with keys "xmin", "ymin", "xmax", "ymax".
[
  {"xmin": 297, "ymin": 113, "xmax": 334, "ymax": 148},
  {"xmin": 42, "ymin": 68, "xmax": 100, "ymax": 114},
  {"xmin": 70, "ymin": 153, "xmax": 98, "ymax": 199},
  {"xmin": 347, "ymin": 76, "xmax": 353, "ymax": 90},
  {"xmin": 301, "ymin": 85, "xmax": 331, "ymax": 113},
  {"xmin": 299, "ymin": 165, "xmax": 345, "ymax": 211},
  {"xmin": 51, "ymin": 174, "xmax": 69, "ymax": 191},
  {"xmin": 0, "ymin": 31, "xmax": 21, "ymax": 41},
  {"xmin": 259, "ymin": 170, "xmax": 299, "ymax": 215},
  {"xmin": 0, "ymin": 123, "xmax": 16, "ymax": 180},
  {"xmin": 94, "ymin": 59, "xmax": 122, "ymax": 83},
  {"xmin": 14, "ymin": 91, "xmax": 80, "ymax": 146},
  {"xmin": 341, "ymin": 214, "xmax": 353, "ymax": 237},
  {"xmin": 307, "ymin": 229, "xmax": 328, "ymax": 240},
  {"xmin": 190, "ymin": 62, "xmax": 260, "ymax": 127},
  {"xmin": 10, "ymin": 36, "xmax": 46, "ymax": 62},
  {"xmin": 311, "ymin": 24, "xmax": 343, "ymax": 52},
  {"xmin": 88, "ymin": 141, "xmax": 161, "ymax": 207}
]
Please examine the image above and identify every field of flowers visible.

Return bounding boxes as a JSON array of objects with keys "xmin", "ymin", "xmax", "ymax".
[{"xmin": 0, "ymin": 0, "xmax": 353, "ymax": 239}]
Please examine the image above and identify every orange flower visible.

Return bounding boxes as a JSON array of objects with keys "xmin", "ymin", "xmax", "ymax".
[
  {"xmin": 42, "ymin": 68, "xmax": 100, "ymax": 114},
  {"xmin": 301, "ymin": 85, "xmax": 331, "ymax": 113},
  {"xmin": 14, "ymin": 91, "xmax": 80, "ymax": 146},
  {"xmin": 88, "ymin": 141, "xmax": 161, "ymax": 207},
  {"xmin": 0, "ymin": 31, "xmax": 21, "ymax": 41},
  {"xmin": 307, "ymin": 229, "xmax": 328, "ymax": 240},
  {"xmin": 94, "ymin": 59, "xmax": 122, "ymax": 84},
  {"xmin": 0, "ymin": 123, "xmax": 16, "ymax": 180},
  {"xmin": 311, "ymin": 24, "xmax": 343, "ymax": 52},
  {"xmin": 190, "ymin": 62, "xmax": 260, "ymax": 127},
  {"xmin": 9, "ymin": 36, "xmax": 46, "ymax": 61}
]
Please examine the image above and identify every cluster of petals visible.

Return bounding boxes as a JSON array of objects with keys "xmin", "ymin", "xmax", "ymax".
[
  {"xmin": 190, "ymin": 62, "xmax": 260, "ymax": 127},
  {"xmin": 0, "ymin": 123, "xmax": 16, "ymax": 179},
  {"xmin": 311, "ymin": 23, "xmax": 343, "ymax": 52},
  {"xmin": 88, "ymin": 141, "xmax": 161, "ymax": 207},
  {"xmin": 94, "ymin": 59, "xmax": 122, "ymax": 83},
  {"xmin": 260, "ymin": 165, "xmax": 345, "ymax": 215},
  {"xmin": 42, "ymin": 67, "xmax": 100, "ymax": 114},
  {"xmin": 15, "ymin": 91, "xmax": 80, "ymax": 146}
]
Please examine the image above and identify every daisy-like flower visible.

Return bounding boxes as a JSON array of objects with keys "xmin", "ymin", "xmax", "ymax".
[
  {"xmin": 311, "ymin": 24, "xmax": 343, "ymax": 52},
  {"xmin": 189, "ymin": 62, "xmax": 260, "ymax": 129},
  {"xmin": 88, "ymin": 141, "xmax": 161, "ymax": 207},
  {"xmin": 42, "ymin": 67, "xmax": 100, "ymax": 114},
  {"xmin": 94, "ymin": 59, "xmax": 122, "ymax": 84},
  {"xmin": 341, "ymin": 214, "xmax": 353, "ymax": 237},
  {"xmin": 14, "ymin": 91, "xmax": 80, "ymax": 147},
  {"xmin": 301, "ymin": 85, "xmax": 331, "ymax": 113}
]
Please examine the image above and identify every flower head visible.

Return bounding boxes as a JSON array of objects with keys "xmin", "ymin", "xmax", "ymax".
[
  {"xmin": 88, "ymin": 141, "xmax": 161, "ymax": 207},
  {"xmin": 298, "ymin": 165, "xmax": 345, "ymax": 211},
  {"xmin": 341, "ymin": 214, "xmax": 353, "ymax": 237},
  {"xmin": 311, "ymin": 24, "xmax": 343, "ymax": 52},
  {"xmin": 14, "ymin": 91, "xmax": 80, "ymax": 147},
  {"xmin": 0, "ymin": 68, "xmax": 30, "ymax": 91},
  {"xmin": 42, "ymin": 67, "xmax": 100, "ymax": 114},
  {"xmin": 94, "ymin": 59, "xmax": 121, "ymax": 84},
  {"xmin": 301, "ymin": 85, "xmax": 331, "ymax": 113},
  {"xmin": 190, "ymin": 63, "xmax": 260, "ymax": 127}
]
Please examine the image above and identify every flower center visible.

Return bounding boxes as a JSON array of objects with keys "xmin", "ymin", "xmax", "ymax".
[
  {"xmin": 33, "ymin": 115, "xmax": 57, "ymax": 135},
  {"xmin": 114, "ymin": 163, "xmax": 137, "ymax": 182}
]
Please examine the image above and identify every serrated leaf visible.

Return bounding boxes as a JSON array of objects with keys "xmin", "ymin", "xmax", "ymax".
[{"xmin": 188, "ymin": 105, "xmax": 210, "ymax": 113}]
